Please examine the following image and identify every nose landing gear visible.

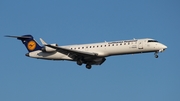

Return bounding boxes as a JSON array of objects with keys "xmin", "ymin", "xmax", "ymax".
[{"xmin": 154, "ymin": 52, "xmax": 159, "ymax": 58}]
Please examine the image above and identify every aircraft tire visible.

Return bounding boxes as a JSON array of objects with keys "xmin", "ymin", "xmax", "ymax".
[
  {"xmin": 155, "ymin": 55, "xmax": 159, "ymax": 58},
  {"xmin": 86, "ymin": 64, "xmax": 92, "ymax": 69},
  {"xmin": 77, "ymin": 60, "xmax": 83, "ymax": 66}
]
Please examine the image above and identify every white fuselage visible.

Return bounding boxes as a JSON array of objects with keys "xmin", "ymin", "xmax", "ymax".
[{"xmin": 27, "ymin": 38, "xmax": 167, "ymax": 61}]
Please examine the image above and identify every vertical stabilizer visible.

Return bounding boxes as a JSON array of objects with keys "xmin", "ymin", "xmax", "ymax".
[{"xmin": 5, "ymin": 35, "xmax": 42, "ymax": 52}]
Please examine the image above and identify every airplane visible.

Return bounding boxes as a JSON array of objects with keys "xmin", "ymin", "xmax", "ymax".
[{"xmin": 5, "ymin": 35, "xmax": 167, "ymax": 69}]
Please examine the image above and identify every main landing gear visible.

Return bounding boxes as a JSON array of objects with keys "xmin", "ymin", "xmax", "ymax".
[
  {"xmin": 76, "ymin": 60, "xmax": 92, "ymax": 69},
  {"xmin": 77, "ymin": 60, "xmax": 83, "ymax": 66},
  {"xmin": 154, "ymin": 52, "xmax": 159, "ymax": 58}
]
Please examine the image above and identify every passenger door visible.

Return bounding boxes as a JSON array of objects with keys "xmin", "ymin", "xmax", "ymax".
[{"xmin": 138, "ymin": 41, "xmax": 143, "ymax": 49}]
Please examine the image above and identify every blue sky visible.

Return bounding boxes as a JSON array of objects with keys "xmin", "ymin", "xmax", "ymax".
[{"xmin": 0, "ymin": 0, "xmax": 179, "ymax": 101}]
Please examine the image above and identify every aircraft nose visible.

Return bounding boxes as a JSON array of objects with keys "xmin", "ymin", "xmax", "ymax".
[
  {"xmin": 161, "ymin": 44, "xmax": 167, "ymax": 52},
  {"xmin": 158, "ymin": 44, "xmax": 167, "ymax": 52},
  {"xmin": 163, "ymin": 45, "xmax": 167, "ymax": 49}
]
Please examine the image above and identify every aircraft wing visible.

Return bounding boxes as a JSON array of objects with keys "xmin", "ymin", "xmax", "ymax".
[{"xmin": 46, "ymin": 45, "xmax": 99, "ymax": 58}]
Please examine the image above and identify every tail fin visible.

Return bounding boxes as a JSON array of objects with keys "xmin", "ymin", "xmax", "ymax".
[{"xmin": 5, "ymin": 35, "xmax": 42, "ymax": 52}]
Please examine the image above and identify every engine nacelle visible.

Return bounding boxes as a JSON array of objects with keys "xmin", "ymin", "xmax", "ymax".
[{"xmin": 42, "ymin": 44, "xmax": 58, "ymax": 52}]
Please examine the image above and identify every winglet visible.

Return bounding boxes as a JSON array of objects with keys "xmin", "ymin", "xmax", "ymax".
[{"xmin": 40, "ymin": 38, "xmax": 47, "ymax": 45}]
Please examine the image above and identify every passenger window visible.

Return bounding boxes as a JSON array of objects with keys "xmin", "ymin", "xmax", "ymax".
[
  {"xmin": 116, "ymin": 44, "xmax": 118, "ymax": 46},
  {"xmin": 104, "ymin": 45, "xmax": 106, "ymax": 47},
  {"xmin": 124, "ymin": 43, "xmax": 126, "ymax": 45},
  {"xmin": 101, "ymin": 45, "xmax": 102, "ymax": 47},
  {"xmin": 90, "ymin": 46, "xmax": 91, "ymax": 48}
]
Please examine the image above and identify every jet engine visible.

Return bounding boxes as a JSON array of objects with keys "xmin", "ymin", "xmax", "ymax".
[{"xmin": 42, "ymin": 44, "xmax": 58, "ymax": 52}]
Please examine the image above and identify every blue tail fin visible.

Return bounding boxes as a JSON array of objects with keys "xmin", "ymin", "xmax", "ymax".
[{"xmin": 6, "ymin": 35, "xmax": 42, "ymax": 52}]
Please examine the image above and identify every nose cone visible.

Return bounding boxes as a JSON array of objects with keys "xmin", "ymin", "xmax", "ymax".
[
  {"xmin": 163, "ymin": 45, "xmax": 167, "ymax": 49},
  {"xmin": 161, "ymin": 44, "xmax": 167, "ymax": 52}
]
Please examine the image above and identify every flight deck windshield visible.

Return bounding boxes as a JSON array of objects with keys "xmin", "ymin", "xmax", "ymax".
[{"xmin": 148, "ymin": 40, "xmax": 158, "ymax": 42}]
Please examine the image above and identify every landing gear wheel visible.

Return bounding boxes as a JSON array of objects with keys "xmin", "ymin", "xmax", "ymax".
[
  {"xmin": 154, "ymin": 52, "xmax": 159, "ymax": 58},
  {"xmin": 77, "ymin": 60, "xmax": 83, "ymax": 66},
  {"xmin": 86, "ymin": 64, "xmax": 92, "ymax": 69},
  {"xmin": 155, "ymin": 55, "xmax": 159, "ymax": 58}
]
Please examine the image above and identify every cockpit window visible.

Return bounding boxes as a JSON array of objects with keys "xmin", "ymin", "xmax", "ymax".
[{"xmin": 148, "ymin": 40, "xmax": 158, "ymax": 42}]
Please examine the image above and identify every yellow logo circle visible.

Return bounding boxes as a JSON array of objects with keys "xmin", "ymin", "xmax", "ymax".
[{"xmin": 27, "ymin": 41, "xmax": 36, "ymax": 51}]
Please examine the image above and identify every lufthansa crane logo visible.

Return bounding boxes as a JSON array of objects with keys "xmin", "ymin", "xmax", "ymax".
[{"xmin": 27, "ymin": 41, "xmax": 36, "ymax": 51}]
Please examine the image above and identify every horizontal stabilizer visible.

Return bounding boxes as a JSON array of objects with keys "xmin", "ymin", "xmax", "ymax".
[{"xmin": 5, "ymin": 35, "xmax": 32, "ymax": 40}]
